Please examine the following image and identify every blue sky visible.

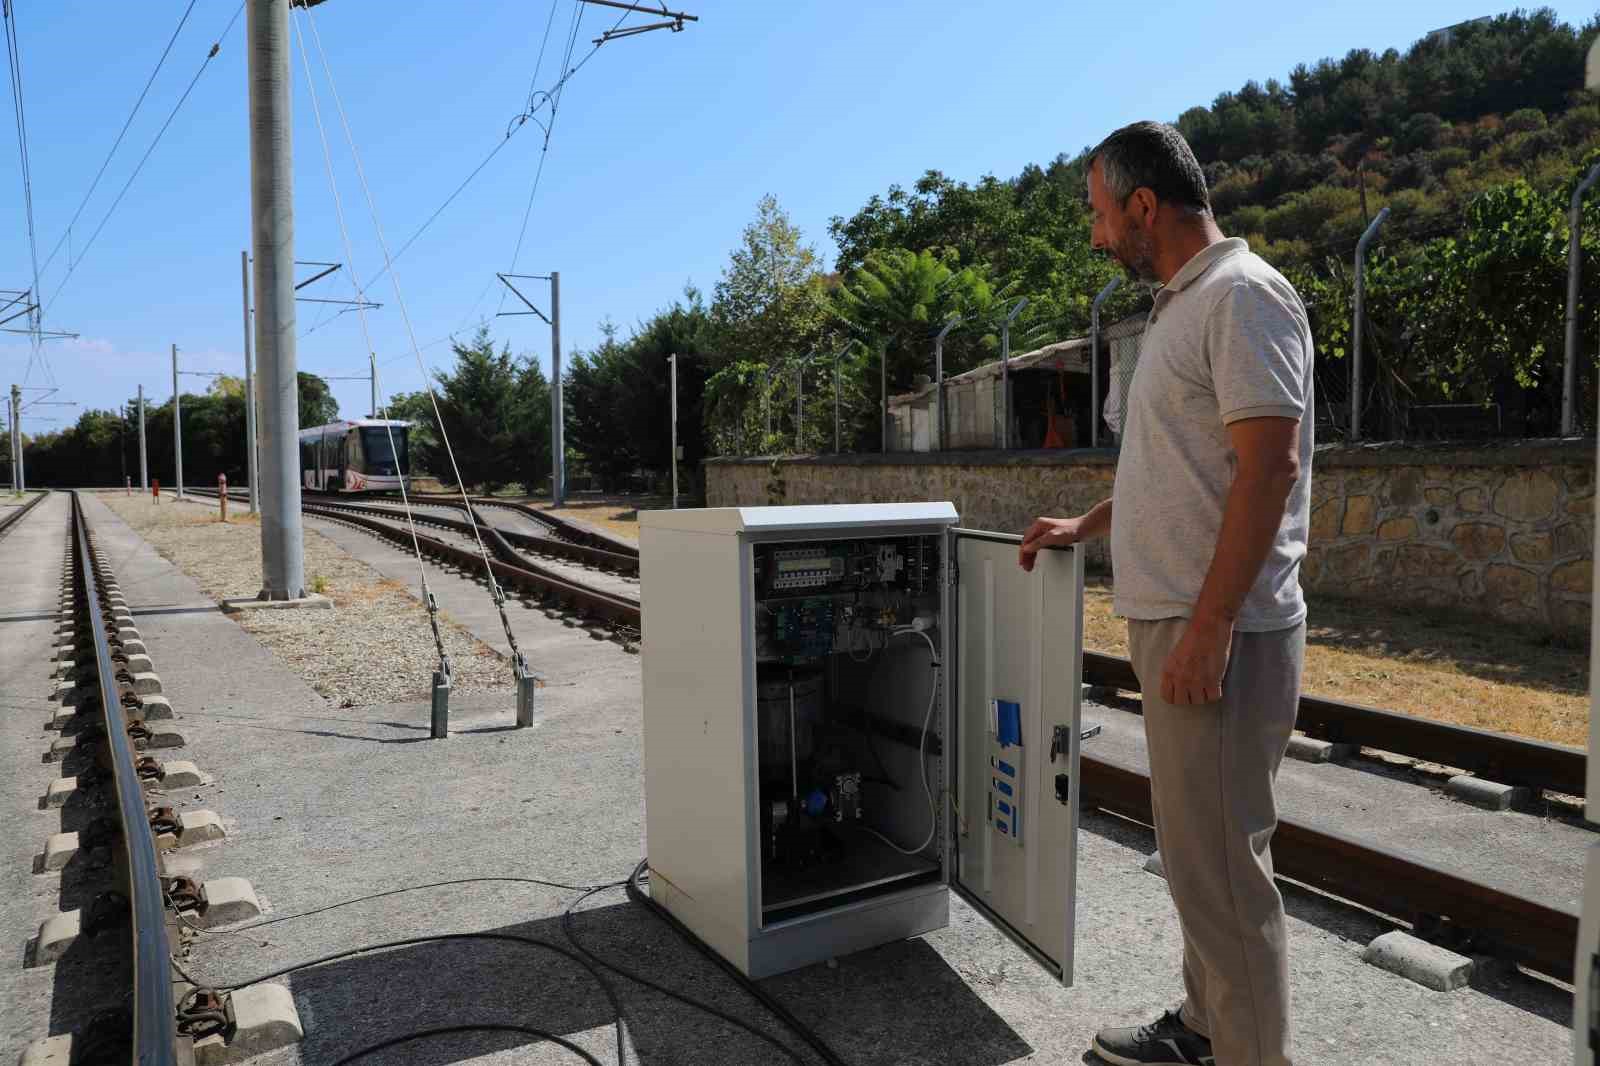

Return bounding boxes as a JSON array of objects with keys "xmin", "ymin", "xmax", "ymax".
[{"xmin": 3, "ymin": 1, "xmax": 1596, "ymax": 428}]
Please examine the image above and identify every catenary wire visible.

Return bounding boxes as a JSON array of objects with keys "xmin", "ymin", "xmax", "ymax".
[{"xmin": 3, "ymin": 0, "xmax": 45, "ymax": 383}]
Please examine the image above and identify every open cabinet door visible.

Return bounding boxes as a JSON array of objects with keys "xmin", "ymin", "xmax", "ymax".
[{"xmin": 949, "ymin": 529, "xmax": 1084, "ymax": 983}]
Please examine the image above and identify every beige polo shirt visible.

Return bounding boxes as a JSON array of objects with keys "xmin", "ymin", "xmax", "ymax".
[{"xmin": 1110, "ymin": 237, "xmax": 1314, "ymax": 631}]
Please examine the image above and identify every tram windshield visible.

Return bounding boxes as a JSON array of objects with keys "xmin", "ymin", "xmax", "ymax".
[{"xmin": 360, "ymin": 426, "xmax": 409, "ymax": 475}]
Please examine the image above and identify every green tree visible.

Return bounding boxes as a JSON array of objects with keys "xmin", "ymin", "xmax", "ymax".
[
  {"xmin": 297, "ymin": 372, "xmax": 339, "ymax": 428},
  {"xmin": 711, "ymin": 194, "xmax": 829, "ymax": 363}
]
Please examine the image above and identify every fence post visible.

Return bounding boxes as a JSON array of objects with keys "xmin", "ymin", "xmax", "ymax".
[
  {"xmin": 1090, "ymin": 277, "xmax": 1122, "ymax": 448},
  {"xmin": 1351, "ymin": 207, "xmax": 1391, "ymax": 443},
  {"xmin": 1563, "ymin": 163, "xmax": 1600, "ymax": 437},
  {"xmin": 219, "ymin": 474, "xmax": 229, "ymax": 523}
]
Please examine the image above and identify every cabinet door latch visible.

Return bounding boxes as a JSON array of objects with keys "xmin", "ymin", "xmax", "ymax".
[{"xmin": 1051, "ymin": 722, "xmax": 1101, "ymax": 762}]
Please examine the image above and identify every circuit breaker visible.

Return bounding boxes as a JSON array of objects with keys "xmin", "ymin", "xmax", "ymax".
[{"xmin": 639, "ymin": 503, "xmax": 1085, "ymax": 981}]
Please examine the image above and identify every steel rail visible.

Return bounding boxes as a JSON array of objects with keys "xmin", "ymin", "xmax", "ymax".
[
  {"xmin": 0, "ymin": 487, "xmax": 48, "ymax": 538},
  {"xmin": 70, "ymin": 491, "xmax": 181, "ymax": 1063},
  {"xmin": 369, "ymin": 490, "xmax": 639, "ymax": 557},
  {"xmin": 1082, "ymin": 650, "xmax": 1587, "ymax": 796},
  {"xmin": 1080, "ymin": 752, "xmax": 1579, "ymax": 980},
  {"xmin": 300, "ymin": 501, "xmax": 641, "ymax": 629}
]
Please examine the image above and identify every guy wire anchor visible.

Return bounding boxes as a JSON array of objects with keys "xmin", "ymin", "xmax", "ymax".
[
  {"xmin": 430, "ymin": 654, "xmax": 454, "ymax": 740},
  {"xmin": 514, "ymin": 652, "xmax": 539, "ymax": 729}
]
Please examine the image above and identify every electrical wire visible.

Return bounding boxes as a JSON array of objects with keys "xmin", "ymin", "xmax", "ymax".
[
  {"xmin": 332, "ymin": 1025, "xmax": 604, "ymax": 1066},
  {"xmin": 43, "ymin": 2, "xmax": 244, "ymax": 318},
  {"xmin": 859, "ymin": 627, "xmax": 941, "ymax": 857},
  {"xmin": 3, "ymin": 0, "xmax": 45, "ymax": 383},
  {"xmin": 35, "ymin": 0, "xmax": 198, "ymax": 282}
]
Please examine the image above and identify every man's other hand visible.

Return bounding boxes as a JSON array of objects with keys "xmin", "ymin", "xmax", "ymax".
[{"xmin": 1018, "ymin": 516, "xmax": 1082, "ymax": 572}]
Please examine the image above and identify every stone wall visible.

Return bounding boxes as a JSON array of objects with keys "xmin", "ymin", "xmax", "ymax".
[{"xmin": 704, "ymin": 440, "xmax": 1594, "ymax": 633}]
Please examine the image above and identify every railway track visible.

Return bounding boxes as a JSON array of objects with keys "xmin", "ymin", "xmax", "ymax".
[
  {"xmin": 49, "ymin": 493, "xmax": 181, "ymax": 1061},
  {"xmin": 178, "ymin": 487, "xmax": 1584, "ymax": 979},
  {"xmin": 0, "ymin": 488, "xmax": 48, "ymax": 539}
]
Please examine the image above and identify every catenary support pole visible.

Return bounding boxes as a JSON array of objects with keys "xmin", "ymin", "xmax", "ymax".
[
  {"xmin": 1090, "ymin": 276, "xmax": 1121, "ymax": 448},
  {"xmin": 248, "ymin": 0, "xmax": 305, "ymax": 599},
  {"xmin": 241, "ymin": 250, "xmax": 259, "ymax": 514},
  {"xmin": 934, "ymin": 318, "xmax": 959, "ymax": 452},
  {"xmin": 172, "ymin": 344, "xmax": 184, "ymax": 499},
  {"xmin": 1351, "ymin": 206, "xmax": 1390, "ymax": 443},
  {"xmin": 550, "ymin": 270, "xmax": 564, "ymax": 506},
  {"xmin": 1563, "ymin": 163, "xmax": 1600, "ymax": 437},
  {"xmin": 1000, "ymin": 297, "xmax": 1028, "ymax": 450},
  {"xmin": 138, "ymin": 385, "xmax": 147, "ymax": 490},
  {"xmin": 669, "ymin": 352, "xmax": 678, "ymax": 509},
  {"xmin": 8, "ymin": 384, "xmax": 18, "ymax": 495}
]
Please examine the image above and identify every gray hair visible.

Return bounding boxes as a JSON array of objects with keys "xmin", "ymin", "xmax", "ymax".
[{"xmin": 1089, "ymin": 121, "xmax": 1212, "ymax": 217}]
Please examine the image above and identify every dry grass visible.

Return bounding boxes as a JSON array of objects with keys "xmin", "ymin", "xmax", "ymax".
[
  {"xmin": 498, "ymin": 494, "xmax": 661, "ymax": 543},
  {"xmin": 1084, "ymin": 577, "xmax": 1588, "ymax": 748}
]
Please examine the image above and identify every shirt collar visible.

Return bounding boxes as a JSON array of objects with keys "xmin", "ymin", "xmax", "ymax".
[{"xmin": 1159, "ymin": 237, "xmax": 1248, "ymax": 296}]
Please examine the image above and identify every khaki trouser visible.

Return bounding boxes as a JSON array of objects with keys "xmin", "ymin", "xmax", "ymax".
[{"xmin": 1127, "ymin": 618, "xmax": 1306, "ymax": 1066}]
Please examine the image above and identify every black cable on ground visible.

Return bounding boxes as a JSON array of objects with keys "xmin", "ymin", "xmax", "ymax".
[
  {"xmin": 561, "ymin": 876, "xmax": 811, "ymax": 1066},
  {"xmin": 331, "ymin": 1023, "xmax": 604, "ymax": 1066},
  {"xmin": 620, "ymin": 859, "xmax": 851, "ymax": 1066},
  {"xmin": 171, "ymin": 931, "xmax": 627, "ymax": 1065}
]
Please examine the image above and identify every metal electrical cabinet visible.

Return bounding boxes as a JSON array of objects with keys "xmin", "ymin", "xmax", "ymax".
[{"xmin": 639, "ymin": 503, "xmax": 1084, "ymax": 982}]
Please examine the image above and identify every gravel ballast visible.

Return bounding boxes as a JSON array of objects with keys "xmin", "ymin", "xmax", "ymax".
[{"xmin": 98, "ymin": 493, "xmax": 511, "ymax": 706}]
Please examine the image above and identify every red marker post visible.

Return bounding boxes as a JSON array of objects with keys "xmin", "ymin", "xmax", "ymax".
[
  {"xmin": 152, "ymin": 478, "xmax": 160, "ymax": 504},
  {"xmin": 219, "ymin": 474, "xmax": 229, "ymax": 523}
]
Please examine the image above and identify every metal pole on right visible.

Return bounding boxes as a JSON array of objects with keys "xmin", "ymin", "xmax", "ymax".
[
  {"xmin": 172, "ymin": 343, "xmax": 184, "ymax": 499},
  {"xmin": 933, "ymin": 318, "xmax": 960, "ymax": 452},
  {"xmin": 241, "ymin": 250, "xmax": 259, "ymax": 514},
  {"xmin": 7, "ymin": 384, "xmax": 17, "ymax": 495},
  {"xmin": 550, "ymin": 270, "xmax": 564, "ymax": 506},
  {"xmin": 138, "ymin": 385, "xmax": 147, "ymax": 490},
  {"xmin": 1350, "ymin": 206, "xmax": 1390, "ymax": 444},
  {"xmin": 247, "ymin": 0, "xmax": 306, "ymax": 599},
  {"xmin": 669, "ymin": 352, "xmax": 679, "ymax": 509},
  {"xmin": 1000, "ymin": 297, "xmax": 1029, "ymax": 450},
  {"xmin": 1090, "ymin": 277, "xmax": 1121, "ymax": 448},
  {"xmin": 833, "ymin": 352, "xmax": 841, "ymax": 453},
  {"xmin": 1563, "ymin": 163, "xmax": 1600, "ymax": 437}
]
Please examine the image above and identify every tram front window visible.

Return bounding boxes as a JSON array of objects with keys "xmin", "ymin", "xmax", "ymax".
[{"xmin": 360, "ymin": 427, "xmax": 408, "ymax": 476}]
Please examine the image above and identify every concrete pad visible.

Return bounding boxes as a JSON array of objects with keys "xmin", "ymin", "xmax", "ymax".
[
  {"xmin": 47, "ymin": 707, "xmax": 77, "ymax": 730},
  {"xmin": 31, "ymin": 909, "xmax": 81, "ymax": 965},
  {"xmin": 140, "ymin": 694, "xmax": 173, "ymax": 720},
  {"xmin": 1286, "ymin": 735, "xmax": 1357, "ymax": 763},
  {"xmin": 193, "ymin": 984, "xmax": 304, "ymax": 1066},
  {"xmin": 40, "ymin": 832, "xmax": 80, "ymax": 871},
  {"xmin": 161, "ymin": 760, "xmax": 207, "ymax": 787},
  {"xmin": 42, "ymin": 777, "xmax": 77, "ymax": 808},
  {"xmin": 52, "ymin": 660, "xmax": 74, "ymax": 678},
  {"xmin": 220, "ymin": 593, "xmax": 333, "ymax": 614},
  {"xmin": 124, "ymin": 653, "xmax": 154, "ymax": 673},
  {"xmin": 50, "ymin": 679, "xmax": 75, "ymax": 702},
  {"xmin": 44, "ymin": 736, "xmax": 76, "ymax": 761},
  {"xmin": 1363, "ymin": 930, "xmax": 1474, "ymax": 991},
  {"xmin": 179, "ymin": 810, "xmax": 226, "ymax": 844},
  {"xmin": 16, "ymin": 1033, "xmax": 73, "ymax": 1065},
  {"xmin": 1446, "ymin": 775, "xmax": 1531, "ymax": 811},
  {"xmin": 121, "ymin": 637, "xmax": 148, "ymax": 656},
  {"xmin": 116, "ymin": 626, "xmax": 141, "ymax": 644},
  {"xmin": 129, "ymin": 671, "xmax": 162, "ymax": 695},
  {"xmin": 198, "ymin": 877, "xmax": 261, "ymax": 925}
]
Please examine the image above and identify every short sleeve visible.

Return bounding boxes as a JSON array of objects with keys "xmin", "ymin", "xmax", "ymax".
[{"xmin": 1205, "ymin": 281, "xmax": 1309, "ymax": 425}]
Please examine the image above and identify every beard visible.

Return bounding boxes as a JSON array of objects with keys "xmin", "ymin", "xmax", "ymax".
[{"xmin": 1110, "ymin": 221, "xmax": 1159, "ymax": 283}]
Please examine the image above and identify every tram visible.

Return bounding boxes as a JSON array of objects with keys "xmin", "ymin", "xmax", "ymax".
[{"xmin": 298, "ymin": 418, "xmax": 411, "ymax": 492}]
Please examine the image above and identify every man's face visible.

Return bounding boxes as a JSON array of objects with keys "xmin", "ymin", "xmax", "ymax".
[{"xmin": 1088, "ymin": 160, "xmax": 1158, "ymax": 284}]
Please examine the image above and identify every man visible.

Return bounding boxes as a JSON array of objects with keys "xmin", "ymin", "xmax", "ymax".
[{"xmin": 1019, "ymin": 121, "xmax": 1312, "ymax": 1066}]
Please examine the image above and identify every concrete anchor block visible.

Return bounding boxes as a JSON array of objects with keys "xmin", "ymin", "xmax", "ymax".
[
  {"xmin": 40, "ymin": 831, "xmax": 80, "ymax": 871},
  {"xmin": 1142, "ymin": 851, "xmax": 1166, "ymax": 878},
  {"xmin": 116, "ymin": 626, "xmax": 140, "ymax": 644},
  {"xmin": 161, "ymin": 760, "xmax": 206, "ymax": 787},
  {"xmin": 51, "ymin": 679, "xmax": 76, "ymax": 702},
  {"xmin": 1286, "ymin": 735, "xmax": 1358, "ymax": 763},
  {"xmin": 124, "ymin": 653, "xmax": 154, "ymax": 674},
  {"xmin": 140, "ymin": 694, "xmax": 173, "ymax": 720},
  {"xmin": 111, "ymin": 607, "xmax": 134, "ymax": 622},
  {"xmin": 141, "ymin": 726, "xmax": 185, "ymax": 750},
  {"xmin": 121, "ymin": 637, "xmax": 148, "ymax": 656},
  {"xmin": 1362, "ymin": 930, "xmax": 1474, "ymax": 992},
  {"xmin": 198, "ymin": 877, "xmax": 261, "ymax": 925},
  {"xmin": 43, "ymin": 778, "xmax": 77, "ymax": 808},
  {"xmin": 1445, "ymin": 775, "xmax": 1530, "ymax": 811},
  {"xmin": 44, "ymin": 736, "xmax": 76, "ymax": 762},
  {"xmin": 52, "ymin": 660, "xmax": 75, "ymax": 679},
  {"xmin": 129, "ymin": 672, "xmax": 162, "ymax": 695},
  {"xmin": 17, "ymin": 1033, "xmax": 74, "ymax": 1065},
  {"xmin": 54, "ymin": 642, "xmax": 75, "ymax": 660},
  {"xmin": 31, "ymin": 909, "xmax": 82, "ymax": 965},
  {"xmin": 192, "ymin": 984, "xmax": 304, "ymax": 1066},
  {"xmin": 48, "ymin": 707, "xmax": 78, "ymax": 731},
  {"xmin": 178, "ymin": 810, "xmax": 226, "ymax": 844}
]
